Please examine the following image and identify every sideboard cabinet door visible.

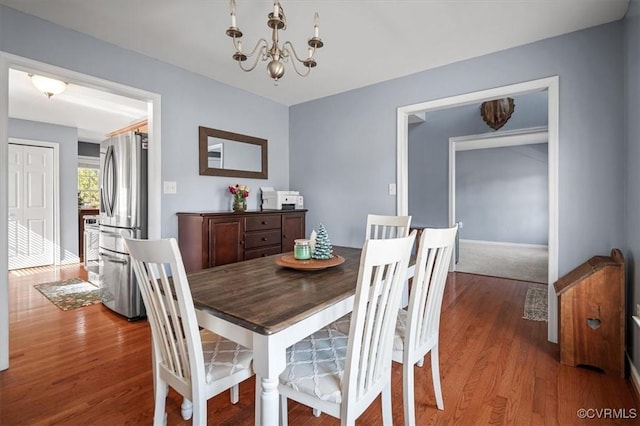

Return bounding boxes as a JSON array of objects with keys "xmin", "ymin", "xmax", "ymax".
[
  {"xmin": 282, "ymin": 212, "xmax": 306, "ymax": 253},
  {"xmin": 207, "ymin": 217, "xmax": 243, "ymax": 267}
]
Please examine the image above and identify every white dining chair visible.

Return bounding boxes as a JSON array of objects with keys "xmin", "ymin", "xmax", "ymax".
[
  {"xmin": 365, "ymin": 213, "xmax": 412, "ymax": 241},
  {"xmin": 327, "ymin": 214, "xmax": 414, "ymax": 339},
  {"xmin": 278, "ymin": 231, "xmax": 416, "ymax": 426},
  {"xmin": 393, "ymin": 225, "xmax": 457, "ymax": 426},
  {"xmin": 124, "ymin": 237, "xmax": 254, "ymax": 426}
]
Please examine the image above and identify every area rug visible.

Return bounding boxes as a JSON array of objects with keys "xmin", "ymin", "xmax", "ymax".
[
  {"xmin": 34, "ymin": 278, "xmax": 101, "ymax": 311},
  {"xmin": 523, "ymin": 285, "xmax": 548, "ymax": 322}
]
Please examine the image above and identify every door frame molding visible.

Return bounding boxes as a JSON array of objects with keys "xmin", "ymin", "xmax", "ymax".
[
  {"xmin": 396, "ymin": 76, "xmax": 559, "ymax": 342},
  {"xmin": 0, "ymin": 52, "xmax": 162, "ymax": 371},
  {"xmin": 9, "ymin": 138, "xmax": 61, "ymax": 267}
]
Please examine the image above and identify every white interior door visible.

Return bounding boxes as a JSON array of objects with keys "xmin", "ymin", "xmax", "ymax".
[{"xmin": 8, "ymin": 143, "xmax": 55, "ymax": 270}]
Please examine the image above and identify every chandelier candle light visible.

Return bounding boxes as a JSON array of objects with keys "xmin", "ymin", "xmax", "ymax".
[{"xmin": 226, "ymin": 0, "xmax": 324, "ymax": 82}]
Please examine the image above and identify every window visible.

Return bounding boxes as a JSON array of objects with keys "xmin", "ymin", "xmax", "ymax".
[{"xmin": 78, "ymin": 155, "xmax": 100, "ymax": 208}]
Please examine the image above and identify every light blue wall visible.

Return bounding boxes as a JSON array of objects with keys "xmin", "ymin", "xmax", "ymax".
[
  {"xmin": 624, "ymin": 0, "xmax": 640, "ymax": 377},
  {"xmin": 408, "ymin": 91, "xmax": 548, "ymax": 241},
  {"xmin": 8, "ymin": 118, "xmax": 79, "ymax": 263},
  {"xmin": 0, "ymin": 5, "xmax": 290, "ymax": 239},
  {"xmin": 457, "ymin": 144, "xmax": 548, "ymax": 245},
  {"xmin": 291, "ymin": 21, "xmax": 625, "ymax": 279}
]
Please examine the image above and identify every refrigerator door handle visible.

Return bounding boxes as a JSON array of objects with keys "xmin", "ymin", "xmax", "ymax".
[
  {"xmin": 99, "ymin": 251, "xmax": 128, "ymax": 265},
  {"xmin": 103, "ymin": 145, "xmax": 118, "ymax": 217},
  {"xmin": 130, "ymin": 133, "xmax": 139, "ymax": 228}
]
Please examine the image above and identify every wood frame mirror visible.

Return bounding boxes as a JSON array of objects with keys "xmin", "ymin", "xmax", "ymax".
[{"xmin": 199, "ymin": 126, "xmax": 268, "ymax": 179}]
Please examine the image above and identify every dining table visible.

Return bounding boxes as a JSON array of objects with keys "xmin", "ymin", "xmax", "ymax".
[{"xmin": 187, "ymin": 246, "xmax": 362, "ymax": 426}]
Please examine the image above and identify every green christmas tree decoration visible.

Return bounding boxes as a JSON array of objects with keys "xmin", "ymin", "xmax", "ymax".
[{"xmin": 312, "ymin": 223, "xmax": 334, "ymax": 260}]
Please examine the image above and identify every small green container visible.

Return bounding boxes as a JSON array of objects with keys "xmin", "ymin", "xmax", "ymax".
[{"xmin": 294, "ymin": 239, "xmax": 312, "ymax": 260}]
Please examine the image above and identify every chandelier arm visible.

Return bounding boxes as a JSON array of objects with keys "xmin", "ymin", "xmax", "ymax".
[
  {"xmin": 283, "ymin": 42, "xmax": 313, "ymax": 77},
  {"xmin": 238, "ymin": 44, "xmax": 268, "ymax": 72},
  {"xmin": 234, "ymin": 37, "xmax": 269, "ymax": 59}
]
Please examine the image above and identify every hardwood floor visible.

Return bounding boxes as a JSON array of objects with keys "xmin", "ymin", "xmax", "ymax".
[{"xmin": 2, "ymin": 265, "xmax": 638, "ymax": 425}]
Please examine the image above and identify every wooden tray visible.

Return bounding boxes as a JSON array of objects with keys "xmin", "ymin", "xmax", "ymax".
[{"xmin": 275, "ymin": 254, "xmax": 345, "ymax": 271}]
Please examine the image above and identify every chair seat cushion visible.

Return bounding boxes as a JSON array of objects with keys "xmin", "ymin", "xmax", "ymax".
[
  {"xmin": 394, "ymin": 308, "xmax": 407, "ymax": 351},
  {"xmin": 201, "ymin": 330, "xmax": 253, "ymax": 384},
  {"xmin": 279, "ymin": 328, "xmax": 348, "ymax": 404},
  {"xmin": 327, "ymin": 313, "xmax": 351, "ymax": 336}
]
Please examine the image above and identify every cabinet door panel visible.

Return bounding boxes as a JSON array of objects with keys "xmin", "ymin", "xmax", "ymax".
[
  {"xmin": 208, "ymin": 218, "xmax": 243, "ymax": 266},
  {"xmin": 282, "ymin": 212, "xmax": 305, "ymax": 253}
]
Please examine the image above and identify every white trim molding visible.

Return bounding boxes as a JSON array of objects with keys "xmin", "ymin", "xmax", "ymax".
[{"xmin": 397, "ymin": 76, "xmax": 560, "ymax": 343}]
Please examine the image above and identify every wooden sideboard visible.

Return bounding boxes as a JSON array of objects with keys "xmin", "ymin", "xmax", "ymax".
[{"xmin": 177, "ymin": 210, "xmax": 306, "ymax": 273}]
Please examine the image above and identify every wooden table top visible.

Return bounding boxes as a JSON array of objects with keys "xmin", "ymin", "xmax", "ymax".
[{"xmin": 188, "ymin": 246, "xmax": 362, "ymax": 335}]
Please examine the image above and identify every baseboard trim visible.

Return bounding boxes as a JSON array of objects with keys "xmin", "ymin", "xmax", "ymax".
[
  {"xmin": 459, "ymin": 239, "xmax": 547, "ymax": 250},
  {"xmin": 628, "ymin": 353, "xmax": 640, "ymax": 402}
]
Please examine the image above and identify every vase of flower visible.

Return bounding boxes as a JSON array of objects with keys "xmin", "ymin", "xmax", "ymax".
[
  {"xmin": 232, "ymin": 198, "xmax": 246, "ymax": 212},
  {"xmin": 229, "ymin": 184, "xmax": 250, "ymax": 212}
]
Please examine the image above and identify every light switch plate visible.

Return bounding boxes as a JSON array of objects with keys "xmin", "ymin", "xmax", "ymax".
[
  {"xmin": 388, "ymin": 183, "xmax": 396, "ymax": 196},
  {"xmin": 163, "ymin": 181, "xmax": 177, "ymax": 194}
]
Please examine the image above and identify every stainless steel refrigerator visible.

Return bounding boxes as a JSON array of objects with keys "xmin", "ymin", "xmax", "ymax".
[{"xmin": 98, "ymin": 131, "xmax": 148, "ymax": 320}]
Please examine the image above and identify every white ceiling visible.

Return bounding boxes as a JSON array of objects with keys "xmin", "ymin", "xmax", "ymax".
[
  {"xmin": 9, "ymin": 69, "xmax": 148, "ymax": 142},
  {"xmin": 2, "ymin": 0, "xmax": 629, "ymax": 140}
]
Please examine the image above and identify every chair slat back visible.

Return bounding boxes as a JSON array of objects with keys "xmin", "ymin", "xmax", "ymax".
[
  {"xmin": 365, "ymin": 214, "xmax": 412, "ymax": 240},
  {"xmin": 342, "ymin": 231, "xmax": 416, "ymax": 414},
  {"xmin": 124, "ymin": 238, "xmax": 204, "ymax": 386},
  {"xmin": 407, "ymin": 226, "xmax": 458, "ymax": 353}
]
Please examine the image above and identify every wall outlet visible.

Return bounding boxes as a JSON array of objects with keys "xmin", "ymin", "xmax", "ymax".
[{"xmin": 388, "ymin": 183, "xmax": 396, "ymax": 196}]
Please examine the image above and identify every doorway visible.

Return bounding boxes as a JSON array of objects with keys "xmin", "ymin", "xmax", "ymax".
[
  {"xmin": 1, "ymin": 52, "xmax": 162, "ymax": 371},
  {"xmin": 396, "ymin": 76, "xmax": 559, "ymax": 343},
  {"xmin": 8, "ymin": 140, "xmax": 58, "ymax": 270},
  {"xmin": 449, "ymin": 127, "xmax": 548, "ymax": 283}
]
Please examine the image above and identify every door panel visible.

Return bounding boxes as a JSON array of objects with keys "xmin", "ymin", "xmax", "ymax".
[{"xmin": 8, "ymin": 144, "xmax": 55, "ymax": 270}]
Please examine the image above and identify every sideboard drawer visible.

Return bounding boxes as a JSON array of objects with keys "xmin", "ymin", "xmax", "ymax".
[
  {"xmin": 244, "ymin": 230, "xmax": 281, "ymax": 249},
  {"xmin": 244, "ymin": 245, "xmax": 282, "ymax": 260},
  {"xmin": 245, "ymin": 215, "xmax": 281, "ymax": 231}
]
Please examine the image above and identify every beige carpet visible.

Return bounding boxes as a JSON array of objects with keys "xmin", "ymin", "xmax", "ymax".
[{"xmin": 455, "ymin": 240, "xmax": 548, "ymax": 284}]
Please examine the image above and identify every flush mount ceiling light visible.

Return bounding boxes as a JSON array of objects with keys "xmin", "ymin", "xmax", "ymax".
[
  {"xmin": 28, "ymin": 74, "xmax": 68, "ymax": 99},
  {"xmin": 225, "ymin": 0, "xmax": 324, "ymax": 83}
]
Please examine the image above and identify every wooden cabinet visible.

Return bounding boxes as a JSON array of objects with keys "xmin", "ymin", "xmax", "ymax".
[
  {"xmin": 78, "ymin": 208, "xmax": 99, "ymax": 261},
  {"xmin": 177, "ymin": 210, "xmax": 306, "ymax": 273},
  {"xmin": 554, "ymin": 248, "xmax": 625, "ymax": 377},
  {"xmin": 107, "ymin": 119, "xmax": 148, "ymax": 137}
]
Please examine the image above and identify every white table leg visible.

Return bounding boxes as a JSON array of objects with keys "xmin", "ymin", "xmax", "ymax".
[
  {"xmin": 254, "ymin": 375, "xmax": 262, "ymax": 423},
  {"xmin": 253, "ymin": 333, "xmax": 287, "ymax": 426},
  {"xmin": 258, "ymin": 376, "xmax": 279, "ymax": 426}
]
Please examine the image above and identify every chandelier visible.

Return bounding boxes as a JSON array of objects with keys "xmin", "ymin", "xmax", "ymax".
[{"xmin": 226, "ymin": 0, "xmax": 324, "ymax": 83}]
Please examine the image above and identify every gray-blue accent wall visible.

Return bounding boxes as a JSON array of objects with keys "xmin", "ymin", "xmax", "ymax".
[{"xmin": 625, "ymin": 0, "xmax": 640, "ymax": 379}]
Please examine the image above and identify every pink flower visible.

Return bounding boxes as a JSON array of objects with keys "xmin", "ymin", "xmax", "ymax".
[{"xmin": 228, "ymin": 184, "xmax": 250, "ymax": 200}]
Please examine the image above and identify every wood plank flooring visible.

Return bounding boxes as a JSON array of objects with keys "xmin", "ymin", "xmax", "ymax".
[{"xmin": 2, "ymin": 265, "xmax": 638, "ymax": 425}]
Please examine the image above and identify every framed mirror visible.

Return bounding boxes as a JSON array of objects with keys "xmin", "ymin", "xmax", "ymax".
[{"xmin": 199, "ymin": 126, "xmax": 268, "ymax": 179}]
